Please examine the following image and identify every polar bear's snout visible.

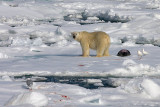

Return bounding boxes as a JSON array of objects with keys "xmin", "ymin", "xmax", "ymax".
[
  {"xmin": 73, "ymin": 35, "xmax": 76, "ymax": 39},
  {"xmin": 71, "ymin": 32, "xmax": 77, "ymax": 39}
]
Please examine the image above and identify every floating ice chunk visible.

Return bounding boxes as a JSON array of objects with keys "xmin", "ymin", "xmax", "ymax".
[
  {"xmin": 120, "ymin": 35, "xmax": 155, "ymax": 46},
  {"xmin": 145, "ymin": 2, "xmax": 159, "ymax": 9},
  {"xmin": 110, "ymin": 62, "xmax": 157, "ymax": 77},
  {"xmin": 86, "ymin": 79, "xmax": 103, "ymax": 87},
  {"xmin": 29, "ymin": 29, "xmax": 69, "ymax": 47},
  {"xmin": 122, "ymin": 41, "xmax": 137, "ymax": 47},
  {"xmin": 32, "ymin": 37, "xmax": 43, "ymax": 46},
  {"xmin": 79, "ymin": 94, "xmax": 102, "ymax": 105},
  {"xmin": 121, "ymin": 36, "xmax": 136, "ymax": 44},
  {"xmin": 30, "ymin": 47, "xmax": 42, "ymax": 52},
  {"xmin": 0, "ymin": 52, "xmax": 9, "ymax": 59},
  {"xmin": 1, "ymin": 75, "xmax": 12, "ymax": 81},
  {"xmin": 98, "ymin": 9, "xmax": 131, "ymax": 23},
  {"xmin": 136, "ymin": 36, "xmax": 151, "ymax": 44},
  {"xmin": 0, "ymin": 41, "xmax": 11, "ymax": 47},
  {"xmin": 1, "ymin": 1, "xmax": 18, "ymax": 7},
  {"xmin": 110, "ymin": 37, "xmax": 122, "ymax": 45},
  {"xmin": 1, "ymin": 2, "xmax": 9, "ymax": 6},
  {"xmin": 29, "ymin": 31, "xmax": 54, "ymax": 39},
  {"xmin": 123, "ymin": 60, "xmax": 136, "ymax": 67},
  {"xmin": 8, "ymin": 29, "xmax": 16, "ymax": 34},
  {"xmin": 122, "ymin": 78, "xmax": 160, "ymax": 99},
  {"xmin": 76, "ymin": 14, "xmax": 83, "ymax": 19},
  {"xmin": 153, "ymin": 13, "xmax": 160, "ymax": 19},
  {"xmin": 54, "ymin": 39, "xmax": 68, "ymax": 47},
  {"xmin": 108, "ymin": 95, "xmax": 127, "ymax": 100},
  {"xmin": 122, "ymin": 77, "xmax": 143, "ymax": 94},
  {"xmin": 131, "ymin": 64, "xmax": 155, "ymax": 73},
  {"xmin": 106, "ymin": 78, "xmax": 129, "ymax": 87},
  {"xmin": 11, "ymin": 37, "xmax": 31, "ymax": 46},
  {"xmin": 94, "ymin": 82, "xmax": 104, "ymax": 87},
  {"xmin": 55, "ymin": 26, "xmax": 66, "ymax": 35},
  {"xmin": 156, "ymin": 65, "xmax": 160, "ymax": 72},
  {"xmin": 5, "ymin": 92, "xmax": 48, "ymax": 107},
  {"xmin": 0, "ymin": 34, "xmax": 10, "ymax": 41},
  {"xmin": 9, "ymin": 3, "xmax": 19, "ymax": 7},
  {"xmin": 87, "ymin": 16, "xmax": 99, "ymax": 21},
  {"xmin": 153, "ymin": 39, "xmax": 160, "ymax": 47},
  {"xmin": 141, "ymin": 79, "xmax": 160, "ymax": 98},
  {"xmin": 87, "ymin": 79, "xmax": 102, "ymax": 84}
]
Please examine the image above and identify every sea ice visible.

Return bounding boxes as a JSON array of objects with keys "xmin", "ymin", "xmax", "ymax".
[
  {"xmin": 5, "ymin": 92, "xmax": 48, "ymax": 107},
  {"xmin": 141, "ymin": 79, "xmax": 160, "ymax": 98}
]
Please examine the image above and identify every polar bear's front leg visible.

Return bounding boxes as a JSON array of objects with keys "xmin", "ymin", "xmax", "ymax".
[{"xmin": 80, "ymin": 42, "xmax": 90, "ymax": 57}]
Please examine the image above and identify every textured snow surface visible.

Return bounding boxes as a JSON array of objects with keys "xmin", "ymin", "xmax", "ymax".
[{"xmin": 6, "ymin": 92, "xmax": 48, "ymax": 106}]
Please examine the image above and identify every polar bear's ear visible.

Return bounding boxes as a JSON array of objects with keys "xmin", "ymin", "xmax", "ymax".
[{"xmin": 71, "ymin": 32, "xmax": 78, "ymax": 35}]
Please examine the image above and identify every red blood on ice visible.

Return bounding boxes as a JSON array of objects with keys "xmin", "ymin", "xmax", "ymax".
[
  {"xmin": 62, "ymin": 95, "xmax": 70, "ymax": 99},
  {"xmin": 78, "ymin": 64, "xmax": 85, "ymax": 66}
]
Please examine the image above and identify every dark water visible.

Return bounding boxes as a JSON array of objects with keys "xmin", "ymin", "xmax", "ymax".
[{"xmin": 14, "ymin": 74, "xmax": 127, "ymax": 89}]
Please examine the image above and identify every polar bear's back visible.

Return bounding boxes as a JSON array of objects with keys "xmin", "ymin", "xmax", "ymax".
[
  {"xmin": 81, "ymin": 31, "xmax": 110, "ymax": 50},
  {"xmin": 89, "ymin": 31, "xmax": 110, "ymax": 43}
]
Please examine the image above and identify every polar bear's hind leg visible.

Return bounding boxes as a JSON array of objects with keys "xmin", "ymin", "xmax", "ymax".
[
  {"xmin": 103, "ymin": 43, "xmax": 110, "ymax": 56},
  {"xmin": 96, "ymin": 43, "xmax": 105, "ymax": 57}
]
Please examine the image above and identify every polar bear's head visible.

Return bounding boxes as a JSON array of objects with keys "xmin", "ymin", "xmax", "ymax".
[{"xmin": 71, "ymin": 32, "xmax": 81, "ymax": 41}]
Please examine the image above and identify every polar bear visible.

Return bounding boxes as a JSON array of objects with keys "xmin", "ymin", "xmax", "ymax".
[{"xmin": 71, "ymin": 31, "xmax": 110, "ymax": 57}]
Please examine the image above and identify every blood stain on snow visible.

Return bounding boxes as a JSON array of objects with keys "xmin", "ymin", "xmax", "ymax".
[
  {"xmin": 61, "ymin": 95, "xmax": 70, "ymax": 100},
  {"xmin": 78, "ymin": 64, "xmax": 85, "ymax": 66}
]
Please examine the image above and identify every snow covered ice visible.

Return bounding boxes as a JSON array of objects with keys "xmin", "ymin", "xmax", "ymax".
[
  {"xmin": 0, "ymin": 0, "xmax": 160, "ymax": 106},
  {"xmin": 5, "ymin": 91, "xmax": 48, "ymax": 107}
]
